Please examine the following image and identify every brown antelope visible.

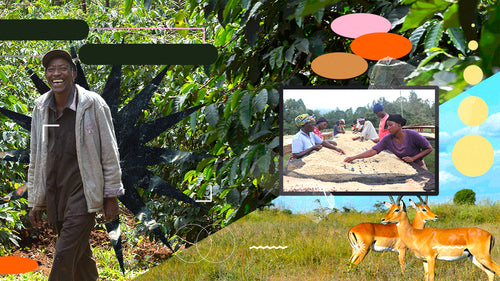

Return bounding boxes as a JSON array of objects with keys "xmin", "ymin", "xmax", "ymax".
[
  {"xmin": 348, "ymin": 195, "xmax": 438, "ymax": 273},
  {"xmin": 381, "ymin": 199, "xmax": 500, "ymax": 281}
]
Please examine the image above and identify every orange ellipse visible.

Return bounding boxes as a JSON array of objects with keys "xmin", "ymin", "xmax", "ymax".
[
  {"xmin": 350, "ymin": 32, "xmax": 412, "ymax": 61},
  {"xmin": 0, "ymin": 256, "xmax": 39, "ymax": 275},
  {"xmin": 311, "ymin": 52, "xmax": 368, "ymax": 79}
]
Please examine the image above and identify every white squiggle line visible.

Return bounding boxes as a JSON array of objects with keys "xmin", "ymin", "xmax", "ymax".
[
  {"xmin": 432, "ymin": 245, "xmax": 464, "ymax": 249},
  {"xmin": 249, "ymin": 246, "xmax": 288, "ymax": 249}
]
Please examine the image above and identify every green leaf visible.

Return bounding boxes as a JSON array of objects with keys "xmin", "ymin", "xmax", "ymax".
[
  {"xmin": 124, "ymin": 0, "xmax": 133, "ymax": 15},
  {"xmin": 309, "ymin": 32, "xmax": 324, "ymax": 57},
  {"xmin": 204, "ymin": 103, "xmax": 219, "ymax": 127},
  {"xmin": 442, "ymin": 3, "xmax": 460, "ymax": 30},
  {"xmin": 253, "ymin": 89, "xmax": 268, "ymax": 112},
  {"xmin": 424, "ymin": 21, "xmax": 443, "ymax": 50},
  {"xmin": 239, "ymin": 93, "xmax": 252, "ymax": 129},
  {"xmin": 401, "ymin": 0, "xmax": 452, "ymax": 32},
  {"xmin": 289, "ymin": 0, "xmax": 341, "ymax": 19},
  {"xmin": 386, "ymin": 6, "xmax": 411, "ymax": 29},
  {"xmin": 269, "ymin": 137, "xmax": 279, "ymax": 149},
  {"xmin": 446, "ymin": 27, "xmax": 466, "ymax": 55},
  {"xmin": 226, "ymin": 188, "xmax": 240, "ymax": 206},
  {"xmin": 248, "ymin": 1, "xmax": 263, "ymax": 20},
  {"xmin": 409, "ymin": 21, "xmax": 429, "ymax": 57},
  {"xmin": 230, "ymin": 89, "xmax": 244, "ymax": 110},
  {"xmin": 285, "ymin": 45, "xmax": 295, "ymax": 63},
  {"xmin": 0, "ymin": 70, "xmax": 8, "ymax": 85},
  {"xmin": 225, "ymin": 208, "xmax": 235, "ymax": 220},
  {"xmin": 295, "ymin": 38, "xmax": 309, "ymax": 54},
  {"xmin": 197, "ymin": 183, "xmax": 207, "ymax": 198},
  {"xmin": 249, "ymin": 129, "xmax": 272, "ymax": 143}
]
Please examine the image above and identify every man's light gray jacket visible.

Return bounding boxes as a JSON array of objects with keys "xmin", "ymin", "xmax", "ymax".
[{"xmin": 28, "ymin": 84, "xmax": 125, "ymax": 213}]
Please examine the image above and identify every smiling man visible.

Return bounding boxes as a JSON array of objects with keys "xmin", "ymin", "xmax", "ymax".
[{"xmin": 27, "ymin": 49, "xmax": 125, "ymax": 281}]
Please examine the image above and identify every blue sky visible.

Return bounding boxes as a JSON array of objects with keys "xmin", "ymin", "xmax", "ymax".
[{"xmin": 276, "ymin": 73, "xmax": 500, "ymax": 213}]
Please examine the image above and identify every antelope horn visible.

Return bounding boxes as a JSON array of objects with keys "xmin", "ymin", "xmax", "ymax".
[
  {"xmin": 389, "ymin": 195, "xmax": 395, "ymax": 204},
  {"xmin": 417, "ymin": 195, "xmax": 424, "ymax": 204},
  {"xmin": 396, "ymin": 195, "xmax": 403, "ymax": 205},
  {"xmin": 425, "ymin": 195, "xmax": 428, "ymax": 204}
]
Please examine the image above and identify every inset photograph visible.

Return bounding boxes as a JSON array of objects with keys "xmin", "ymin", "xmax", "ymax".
[{"xmin": 280, "ymin": 87, "xmax": 438, "ymax": 195}]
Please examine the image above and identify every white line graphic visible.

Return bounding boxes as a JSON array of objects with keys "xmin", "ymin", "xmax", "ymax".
[
  {"xmin": 249, "ymin": 246, "xmax": 288, "ymax": 250},
  {"xmin": 42, "ymin": 124, "xmax": 59, "ymax": 142}
]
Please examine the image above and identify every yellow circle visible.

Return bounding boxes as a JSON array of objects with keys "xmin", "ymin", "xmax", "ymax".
[
  {"xmin": 468, "ymin": 40, "xmax": 478, "ymax": 51},
  {"xmin": 463, "ymin": 65, "xmax": 483, "ymax": 85},
  {"xmin": 453, "ymin": 135, "xmax": 494, "ymax": 177},
  {"xmin": 458, "ymin": 96, "xmax": 488, "ymax": 126},
  {"xmin": 471, "ymin": 23, "xmax": 476, "ymax": 28}
]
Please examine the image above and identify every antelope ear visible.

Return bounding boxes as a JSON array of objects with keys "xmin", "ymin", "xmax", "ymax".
[
  {"xmin": 399, "ymin": 200, "xmax": 406, "ymax": 211},
  {"xmin": 409, "ymin": 199, "xmax": 417, "ymax": 209},
  {"xmin": 384, "ymin": 201, "xmax": 392, "ymax": 208}
]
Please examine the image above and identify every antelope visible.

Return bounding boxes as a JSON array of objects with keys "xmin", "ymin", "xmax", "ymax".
[
  {"xmin": 381, "ymin": 199, "xmax": 500, "ymax": 281},
  {"xmin": 348, "ymin": 195, "xmax": 438, "ymax": 273}
]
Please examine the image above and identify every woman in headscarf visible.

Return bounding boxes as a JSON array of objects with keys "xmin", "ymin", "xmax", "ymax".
[
  {"xmin": 343, "ymin": 114, "xmax": 433, "ymax": 169},
  {"xmin": 291, "ymin": 114, "xmax": 345, "ymax": 159}
]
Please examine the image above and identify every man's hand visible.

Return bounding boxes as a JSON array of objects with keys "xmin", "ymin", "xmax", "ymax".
[
  {"xmin": 104, "ymin": 197, "xmax": 120, "ymax": 222},
  {"xmin": 29, "ymin": 209, "xmax": 43, "ymax": 228}
]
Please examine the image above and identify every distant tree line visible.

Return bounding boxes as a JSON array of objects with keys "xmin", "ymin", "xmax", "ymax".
[{"xmin": 283, "ymin": 90, "xmax": 435, "ymax": 135}]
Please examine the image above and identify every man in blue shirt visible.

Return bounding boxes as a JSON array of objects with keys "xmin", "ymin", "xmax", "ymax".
[{"xmin": 291, "ymin": 114, "xmax": 345, "ymax": 159}]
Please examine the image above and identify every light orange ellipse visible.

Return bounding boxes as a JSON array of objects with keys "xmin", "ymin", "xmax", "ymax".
[
  {"xmin": 0, "ymin": 256, "xmax": 39, "ymax": 275},
  {"xmin": 311, "ymin": 52, "xmax": 368, "ymax": 79},
  {"xmin": 350, "ymin": 32, "xmax": 412, "ymax": 61}
]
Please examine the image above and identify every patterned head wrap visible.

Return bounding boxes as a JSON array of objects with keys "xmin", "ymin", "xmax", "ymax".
[
  {"xmin": 357, "ymin": 117, "xmax": 365, "ymax": 122},
  {"xmin": 295, "ymin": 114, "xmax": 316, "ymax": 127}
]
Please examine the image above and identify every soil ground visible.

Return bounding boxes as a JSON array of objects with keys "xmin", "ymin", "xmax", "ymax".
[{"xmin": 5, "ymin": 209, "xmax": 172, "ymax": 278}]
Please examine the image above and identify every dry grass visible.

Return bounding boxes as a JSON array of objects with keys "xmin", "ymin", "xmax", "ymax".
[{"xmin": 134, "ymin": 203, "xmax": 500, "ymax": 281}]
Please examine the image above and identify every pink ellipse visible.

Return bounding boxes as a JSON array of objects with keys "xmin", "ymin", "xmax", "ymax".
[{"xmin": 331, "ymin": 13, "xmax": 391, "ymax": 39}]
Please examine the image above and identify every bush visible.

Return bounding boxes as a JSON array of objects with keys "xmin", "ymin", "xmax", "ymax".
[{"xmin": 454, "ymin": 189, "xmax": 476, "ymax": 205}]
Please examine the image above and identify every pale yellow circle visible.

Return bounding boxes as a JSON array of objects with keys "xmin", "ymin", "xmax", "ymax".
[
  {"xmin": 453, "ymin": 135, "xmax": 494, "ymax": 177},
  {"xmin": 464, "ymin": 65, "xmax": 483, "ymax": 85},
  {"xmin": 458, "ymin": 96, "xmax": 488, "ymax": 126},
  {"xmin": 468, "ymin": 40, "xmax": 479, "ymax": 51},
  {"xmin": 471, "ymin": 23, "xmax": 476, "ymax": 28}
]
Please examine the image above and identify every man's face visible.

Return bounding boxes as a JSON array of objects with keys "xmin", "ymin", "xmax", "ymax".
[
  {"xmin": 45, "ymin": 57, "xmax": 76, "ymax": 95},
  {"xmin": 318, "ymin": 121, "xmax": 327, "ymax": 130},
  {"xmin": 359, "ymin": 120, "xmax": 365, "ymax": 125}
]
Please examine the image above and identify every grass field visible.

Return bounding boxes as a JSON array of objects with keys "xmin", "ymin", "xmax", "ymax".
[{"xmin": 135, "ymin": 202, "xmax": 500, "ymax": 281}]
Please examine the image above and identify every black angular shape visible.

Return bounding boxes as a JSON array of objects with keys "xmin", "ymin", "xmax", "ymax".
[
  {"xmin": 0, "ymin": 107, "xmax": 31, "ymax": 132},
  {"xmin": 25, "ymin": 67, "xmax": 50, "ymax": 94},
  {"xmin": 138, "ymin": 146, "xmax": 214, "ymax": 166},
  {"xmin": 116, "ymin": 66, "xmax": 169, "ymax": 131},
  {"xmin": 137, "ymin": 104, "xmax": 205, "ymax": 145},
  {"xmin": 0, "ymin": 149, "xmax": 30, "ymax": 163},
  {"xmin": 104, "ymin": 219, "xmax": 125, "ymax": 275},
  {"xmin": 101, "ymin": 65, "xmax": 122, "ymax": 116}
]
